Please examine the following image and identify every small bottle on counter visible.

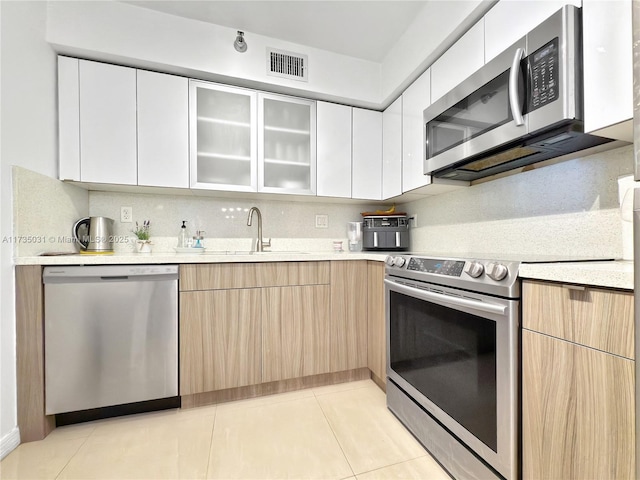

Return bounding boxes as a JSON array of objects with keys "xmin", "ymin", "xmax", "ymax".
[
  {"xmin": 193, "ymin": 230, "xmax": 205, "ymax": 249},
  {"xmin": 177, "ymin": 221, "xmax": 189, "ymax": 248}
]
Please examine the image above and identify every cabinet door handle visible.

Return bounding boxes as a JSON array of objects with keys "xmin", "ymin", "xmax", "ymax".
[{"xmin": 562, "ymin": 284, "xmax": 586, "ymax": 291}]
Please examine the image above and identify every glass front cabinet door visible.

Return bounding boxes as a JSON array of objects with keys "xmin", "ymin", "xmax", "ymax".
[
  {"xmin": 190, "ymin": 81, "xmax": 258, "ymax": 191},
  {"xmin": 258, "ymin": 93, "xmax": 317, "ymax": 195}
]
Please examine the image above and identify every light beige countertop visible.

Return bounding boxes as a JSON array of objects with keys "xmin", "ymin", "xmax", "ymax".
[
  {"xmin": 519, "ymin": 260, "xmax": 633, "ymax": 290},
  {"xmin": 15, "ymin": 253, "xmax": 634, "ymax": 290},
  {"xmin": 14, "ymin": 251, "xmax": 388, "ymax": 266}
]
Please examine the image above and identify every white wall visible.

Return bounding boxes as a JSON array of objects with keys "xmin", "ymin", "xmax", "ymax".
[
  {"xmin": 46, "ymin": 0, "xmax": 383, "ymax": 108},
  {"xmin": 45, "ymin": 0, "xmax": 489, "ymax": 110},
  {"xmin": 0, "ymin": 0, "xmax": 58, "ymax": 457}
]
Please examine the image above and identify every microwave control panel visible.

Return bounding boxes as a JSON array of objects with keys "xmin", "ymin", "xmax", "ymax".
[{"xmin": 528, "ymin": 37, "xmax": 559, "ymax": 112}]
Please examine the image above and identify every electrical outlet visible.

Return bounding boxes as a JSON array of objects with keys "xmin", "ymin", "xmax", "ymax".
[
  {"xmin": 411, "ymin": 213, "xmax": 418, "ymax": 228},
  {"xmin": 315, "ymin": 214, "xmax": 328, "ymax": 228},
  {"xmin": 121, "ymin": 206, "xmax": 133, "ymax": 223}
]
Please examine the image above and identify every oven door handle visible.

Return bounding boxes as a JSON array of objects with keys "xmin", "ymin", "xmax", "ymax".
[{"xmin": 384, "ymin": 279, "xmax": 507, "ymax": 316}]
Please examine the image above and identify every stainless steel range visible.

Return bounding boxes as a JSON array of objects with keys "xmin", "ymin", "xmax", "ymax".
[{"xmin": 384, "ymin": 254, "xmax": 520, "ymax": 480}]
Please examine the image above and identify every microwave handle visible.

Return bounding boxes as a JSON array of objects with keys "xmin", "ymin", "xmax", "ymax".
[{"xmin": 509, "ymin": 47, "xmax": 525, "ymax": 126}]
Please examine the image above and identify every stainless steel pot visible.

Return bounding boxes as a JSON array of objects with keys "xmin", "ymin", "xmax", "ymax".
[{"xmin": 73, "ymin": 216, "xmax": 115, "ymax": 253}]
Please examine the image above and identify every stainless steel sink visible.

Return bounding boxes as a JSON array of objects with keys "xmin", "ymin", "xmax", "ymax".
[{"xmin": 204, "ymin": 250, "xmax": 307, "ymax": 255}]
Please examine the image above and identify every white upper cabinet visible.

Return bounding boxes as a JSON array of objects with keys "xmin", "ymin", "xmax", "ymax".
[
  {"xmin": 191, "ymin": 86, "xmax": 316, "ymax": 195},
  {"xmin": 316, "ymin": 102, "xmax": 352, "ymax": 198},
  {"xmin": 137, "ymin": 71, "xmax": 189, "ymax": 188},
  {"xmin": 59, "ymin": 57, "xmax": 189, "ymax": 187},
  {"xmin": 382, "ymin": 97, "xmax": 403, "ymax": 199},
  {"xmin": 430, "ymin": 19, "xmax": 484, "ymax": 104},
  {"xmin": 402, "ymin": 69, "xmax": 431, "ymax": 193},
  {"xmin": 78, "ymin": 60, "xmax": 138, "ymax": 185},
  {"xmin": 484, "ymin": 1, "xmax": 580, "ymax": 62},
  {"xmin": 583, "ymin": 0, "xmax": 633, "ymax": 140},
  {"xmin": 258, "ymin": 93, "xmax": 317, "ymax": 195},
  {"xmin": 58, "ymin": 56, "xmax": 81, "ymax": 182},
  {"xmin": 190, "ymin": 81, "xmax": 258, "ymax": 192},
  {"xmin": 352, "ymin": 108, "xmax": 383, "ymax": 200}
]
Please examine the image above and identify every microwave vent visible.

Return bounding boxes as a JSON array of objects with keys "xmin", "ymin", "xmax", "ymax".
[{"xmin": 267, "ymin": 48, "xmax": 308, "ymax": 81}]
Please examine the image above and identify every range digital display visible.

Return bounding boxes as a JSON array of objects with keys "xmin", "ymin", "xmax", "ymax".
[{"xmin": 406, "ymin": 258, "xmax": 465, "ymax": 277}]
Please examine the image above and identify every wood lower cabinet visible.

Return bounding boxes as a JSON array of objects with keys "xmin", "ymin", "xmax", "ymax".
[
  {"xmin": 16, "ymin": 265, "xmax": 55, "ymax": 442},
  {"xmin": 262, "ymin": 285, "xmax": 331, "ymax": 382},
  {"xmin": 367, "ymin": 261, "xmax": 386, "ymax": 386},
  {"xmin": 180, "ymin": 261, "xmax": 339, "ymax": 396},
  {"xmin": 180, "ymin": 288, "xmax": 261, "ymax": 394},
  {"xmin": 330, "ymin": 261, "xmax": 368, "ymax": 372},
  {"xmin": 522, "ymin": 279, "xmax": 635, "ymax": 480},
  {"xmin": 180, "ymin": 260, "xmax": 379, "ymax": 403}
]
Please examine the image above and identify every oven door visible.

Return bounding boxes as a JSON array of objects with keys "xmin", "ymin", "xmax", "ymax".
[{"xmin": 385, "ymin": 277, "xmax": 519, "ymax": 480}]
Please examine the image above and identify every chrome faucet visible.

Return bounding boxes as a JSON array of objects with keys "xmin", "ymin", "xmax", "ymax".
[{"xmin": 247, "ymin": 207, "xmax": 271, "ymax": 252}]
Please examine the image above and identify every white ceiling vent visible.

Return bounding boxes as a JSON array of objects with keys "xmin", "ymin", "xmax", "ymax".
[{"xmin": 267, "ymin": 48, "xmax": 308, "ymax": 82}]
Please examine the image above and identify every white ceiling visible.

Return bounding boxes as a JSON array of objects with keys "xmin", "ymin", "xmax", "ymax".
[{"xmin": 121, "ymin": 1, "xmax": 429, "ymax": 62}]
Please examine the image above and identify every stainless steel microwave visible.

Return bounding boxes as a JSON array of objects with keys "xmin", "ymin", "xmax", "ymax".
[{"xmin": 423, "ymin": 5, "xmax": 613, "ymax": 182}]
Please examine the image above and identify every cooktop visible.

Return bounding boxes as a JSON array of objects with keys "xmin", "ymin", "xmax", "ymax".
[
  {"xmin": 384, "ymin": 252, "xmax": 616, "ymax": 298},
  {"xmin": 400, "ymin": 252, "xmax": 616, "ymax": 264}
]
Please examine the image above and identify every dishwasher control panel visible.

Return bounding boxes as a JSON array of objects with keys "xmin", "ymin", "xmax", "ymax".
[{"xmin": 43, "ymin": 264, "xmax": 179, "ymax": 280}]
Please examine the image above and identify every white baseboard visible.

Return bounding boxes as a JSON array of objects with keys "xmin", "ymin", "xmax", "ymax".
[{"xmin": 0, "ymin": 427, "xmax": 20, "ymax": 460}]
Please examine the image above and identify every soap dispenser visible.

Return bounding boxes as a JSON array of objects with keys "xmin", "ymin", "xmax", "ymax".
[{"xmin": 178, "ymin": 221, "xmax": 189, "ymax": 248}]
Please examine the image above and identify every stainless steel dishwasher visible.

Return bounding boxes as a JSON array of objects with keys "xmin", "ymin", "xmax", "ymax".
[{"xmin": 43, "ymin": 265, "xmax": 179, "ymax": 415}]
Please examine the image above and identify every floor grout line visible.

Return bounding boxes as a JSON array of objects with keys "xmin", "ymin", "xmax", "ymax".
[
  {"xmin": 313, "ymin": 394, "xmax": 357, "ymax": 480},
  {"xmin": 204, "ymin": 407, "xmax": 218, "ymax": 480},
  {"xmin": 52, "ymin": 433, "xmax": 92, "ymax": 480},
  {"xmin": 213, "ymin": 390, "xmax": 317, "ymax": 414},
  {"xmin": 311, "ymin": 380, "xmax": 377, "ymax": 399},
  {"xmin": 352, "ymin": 453, "xmax": 432, "ymax": 478}
]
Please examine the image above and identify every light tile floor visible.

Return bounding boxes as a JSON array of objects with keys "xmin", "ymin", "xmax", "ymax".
[{"xmin": 1, "ymin": 380, "xmax": 450, "ymax": 479}]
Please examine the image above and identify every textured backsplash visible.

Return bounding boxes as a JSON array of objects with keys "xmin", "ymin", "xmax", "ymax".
[
  {"xmin": 88, "ymin": 193, "xmax": 374, "ymax": 253},
  {"xmin": 10, "ymin": 167, "xmax": 377, "ymax": 255},
  {"xmin": 406, "ymin": 145, "xmax": 635, "ymax": 259},
  {"xmin": 12, "ymin": 166, "xmax": 88, "ymax": 256},
  {"xmin": 12, "ymin": 144, "xmax": 634, "ymax": 257}
]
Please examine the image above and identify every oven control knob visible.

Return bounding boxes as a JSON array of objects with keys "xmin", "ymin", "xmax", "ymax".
[
  {"xmin": 385, "ymin": 256, "xmax": 396, "ymax": 266},
  {"xmin": 394, "ymin": 256, "xmax": 406, "ymax": 267},
  {"xmin": 464, "ymin": 261, "xmax": 484, "ymax": 278},
  {"xmin": 486, "ymin": 262, "xmax": 509, "ymax": 281}
]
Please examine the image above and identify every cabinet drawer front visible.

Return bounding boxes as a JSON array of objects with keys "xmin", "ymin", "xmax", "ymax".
[
  {"xmin": 180, "ymin": 262, "xmax": 330, "ymax": 291},
  {"xmin": 522, "ymin": 280, "xmax": 634, "ymax": 359}
]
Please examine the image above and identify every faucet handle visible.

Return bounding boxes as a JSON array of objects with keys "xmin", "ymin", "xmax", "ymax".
[{"xmin": 263, "ymin": 238, "xmax": 271, "ymax": 249}]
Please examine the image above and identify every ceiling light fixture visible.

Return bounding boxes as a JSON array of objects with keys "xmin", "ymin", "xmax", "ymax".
[{"xmin": 234, "ymin": 31, "xmax": 247, "ymax": 53}]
